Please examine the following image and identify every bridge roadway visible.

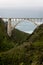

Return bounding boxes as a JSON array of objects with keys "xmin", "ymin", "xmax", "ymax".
[{"xmin": 0, "ymin": 18, "xmax": 43, "ymax": 36}]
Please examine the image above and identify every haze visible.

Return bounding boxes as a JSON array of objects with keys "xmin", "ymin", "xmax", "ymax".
[{"xmin": 0, "ymin": 0, "xmax": 43, "ymax": 8}]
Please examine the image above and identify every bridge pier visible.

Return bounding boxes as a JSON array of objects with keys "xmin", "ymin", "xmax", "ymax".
[
  {"xmin": 7, "ymin": 18, "xmax": 12, "ymax": 36},
  {"xmin": 2, "ymin": 18, "xmax": 43, "ymax": 36}
]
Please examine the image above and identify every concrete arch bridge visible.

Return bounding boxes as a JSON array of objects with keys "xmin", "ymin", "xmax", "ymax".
[{"xmin": 1, "ymin": 18, "xmax": 43, "ymax": 36}]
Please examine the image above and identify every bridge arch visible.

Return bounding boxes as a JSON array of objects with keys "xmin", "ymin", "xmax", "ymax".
[{"xmin": 2, "ymin": 18, "xmax": 43, "ymax": 36}]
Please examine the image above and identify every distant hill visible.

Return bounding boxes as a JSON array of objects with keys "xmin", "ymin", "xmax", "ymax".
[{"xmin": 11, "ymin": 28, "xmax": 29, "ymax": 44}]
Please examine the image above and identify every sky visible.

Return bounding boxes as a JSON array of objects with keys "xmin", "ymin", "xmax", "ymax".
[
  {"xmin": 15, "ymin": 20, "xmax": 37, "ymax": 34},
  {"xmin": 0, "ymin": 0, "xmax": 43, "ymax": 8},
  {"xmin": 0, "ymin": 0, "xmax": 43, "ymax": 33},
  {"xmin": 0, "ymin": 0, "xmax": 43, "ymax": 18}
]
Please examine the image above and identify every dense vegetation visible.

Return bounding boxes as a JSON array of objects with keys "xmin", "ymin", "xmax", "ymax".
[
  {"xmin": 27, "ymin": 24, "xmax": 43, "ymax": 42},
  {"xmin": 0, "ymin": 18, "xmax": 29, "ymax": 52},
  {"xmin": 0, "ymin": 19, "xmax": 43, "ymax": 65},
  {"xmin": 11, "ymin": 28, "xmax": 29, "ymax": 44},
  {"xmin": 0, "ymin": 18, "xmax": 14, "ymax": 52}
]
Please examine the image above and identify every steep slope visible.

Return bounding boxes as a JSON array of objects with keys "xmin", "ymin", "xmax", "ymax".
[
  {"xmin": 27, "ymin": 24, "xmax": 43, "ymax": 43},
  {"xmin": 0, "ymin": 18, "xmax": 14, "ymax": 52},
  {"xmin": 0, "ymin": 24, "xmax": 43, "ymax": 65},
  {"xmin": 11, "ymin": 28, "xmax": 29, "ymax": 44},
  {"xmin": 0, "ymin": 41, "xmax": 43, "ymax": 65},
  {"xmin": 0, "ymin": 18, "xmax": 29, "ymax": 52}
]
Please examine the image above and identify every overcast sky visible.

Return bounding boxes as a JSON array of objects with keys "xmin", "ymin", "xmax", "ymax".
[
  {"xmin": 0, "ymin": 0, "xmax": 43, "ymax": 8},
  {"xmin": 0, "ymin": 0, "xmax": 43, "ymax": 18},
  {"xmin": 0, "ymin": 0, "xmax": 43, "ymax": 33}
]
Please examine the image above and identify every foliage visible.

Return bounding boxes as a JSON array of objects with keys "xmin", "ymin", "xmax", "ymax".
[
  {"xmin": 0, "ymin": 19, "xmax": 43, "ymax": 65},
  {"xmin": 0, "ymin": 19, "xmax": 14, "ymax": 52},
  {"xmin": 11, "ymin": 28, "xmax": 29, "ymax": 44},
  {"xmin": 27, "ymin": 24, "xmax": 43, "ymax": 42}
]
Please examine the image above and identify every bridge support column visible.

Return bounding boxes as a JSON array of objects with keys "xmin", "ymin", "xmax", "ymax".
[{"xmin": 7, "ymin": 18, "xmax": 11, "ymax": 36}]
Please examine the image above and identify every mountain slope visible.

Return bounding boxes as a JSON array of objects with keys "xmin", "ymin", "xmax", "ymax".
[
  {"xmin": 11, "ymin": 28, "xmax": 29, "ymax": 44},
  {"xmin": 0, "ymin": 18, "xmax": 29, "ymax": 52},
  {"xmin": 27, "ymin": 24, "xmax": 43, "ymax": 43},
  {"xmin": 0, "ymin": 18, "xmax": 14, "ymax": 52},
  {"xmin": 0, "ymin": 24, "xmax": 43, "ymax": 65}
]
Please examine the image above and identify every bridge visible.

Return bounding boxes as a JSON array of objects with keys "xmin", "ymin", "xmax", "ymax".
[{"xmin": 0, "ymin": 18, "xmax": 43, "ymax": 36}]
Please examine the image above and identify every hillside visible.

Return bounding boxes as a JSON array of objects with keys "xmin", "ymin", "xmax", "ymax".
[
  {"xmin": 27, "ymin": 24, "xmax": 43, "ymax": 42},
  {"xmin": 0, "ymin": 20, "xmax": 43, "ymax": 65},
  {"xmin": 26, "ymin": 24, "xmax": 43, "ymax": 49},
  {"xmin": 11, "ymin": 28, "xmax": 29, "ymax": 44},
  {"xmin": 0, "ymin": 19, "xmax": 14, "ymax": 52},
  {"xmin": 0, "ymin": 19, "xmax": 29, "ymax": 52}
]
